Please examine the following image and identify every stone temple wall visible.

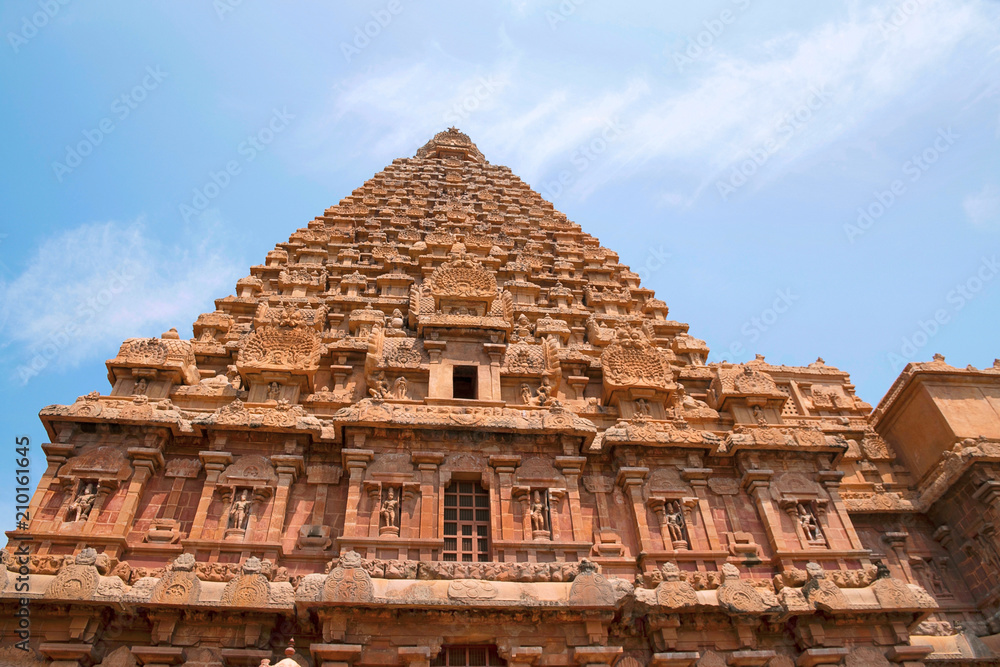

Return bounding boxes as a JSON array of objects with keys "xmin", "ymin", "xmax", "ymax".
[{"xmin": 2, "ymin": 129, "xmax": 999, "ymax": 666}]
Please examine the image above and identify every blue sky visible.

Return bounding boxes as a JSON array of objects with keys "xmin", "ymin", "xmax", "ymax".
[{"xmin": 1, "ymin": 1, "xmax": 999, "ymax": 532}]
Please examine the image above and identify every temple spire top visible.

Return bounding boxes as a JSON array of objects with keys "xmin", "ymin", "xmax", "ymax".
[{"xmin": 415, "ymin": 127, "xmax": 485, "ymax": 163}]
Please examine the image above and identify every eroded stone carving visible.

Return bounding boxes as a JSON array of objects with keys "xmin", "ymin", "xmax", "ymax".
[{"xmin": 323, "ymin": 550, "xmax": 374, "ymax": 602}]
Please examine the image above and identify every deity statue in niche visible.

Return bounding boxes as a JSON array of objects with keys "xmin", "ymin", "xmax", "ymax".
[
  {"xmin": 535, "ymin": 377, "xmax": 554, "ymax": 406},
  {"xmin": 530, "ymin": 490, "xmax": 548, "ymax": 532},
  {"xmin": 635, "ymin": 398, "xmax": 651, "ymax": 417},
  {"xmin": 797, "ymin": 502, "xmax": 822, "ymax": 541},
  {"xmin": 228, "ymin": 489, "xmax": 252, "ymax": 530},
  {"xmin": 267, "ymin": 381, "xmax": 281, "ymax": 400},
  {"xmin": 66, "ymin": 481, "xmax": 97, "ymax": 522},
  {"xmin": 133, "ymin": 378, "xmax": 148, "ymax": 395},
  {"xmin": 381, "ymin": 487, "xmax": 399, "ymax": 528},
  {"xmin": 665, "ymin": 500, "xmax": 687, "ymax": 544},
  {"xmin": 368, "ymin": 372, "xmax": 391, "ymax": 399},
  {"xmin": 392, "ymin": 376, "xmax": 408, "ymax": 399},
  {"xmin": 752, "ymin": 404, "xmax": 767, "ymax": 426}
]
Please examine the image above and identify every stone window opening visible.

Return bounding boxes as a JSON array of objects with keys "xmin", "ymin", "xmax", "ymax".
[
  {"xmin": 452, "ymin": 365, "xmax": 478, "ymax": 400},
  {"xmin": 443, "ymin": 480, "xmax": 490, "ymax": 562},
  {"xmin": 431, "ymin": 645, "xmax": 505, "ymax": 666}
]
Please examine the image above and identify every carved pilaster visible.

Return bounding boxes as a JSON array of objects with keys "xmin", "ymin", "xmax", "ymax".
[
  {"xmin": 187, "ymin": 451, "xmax": 232, "ymax": 540},
  {"xmin": 266, "ymin": 454, "xmax": 304, "ymax": 543},
  {"xmin": 310, "ymin": 643, "xmax": 364, "ymax": 667},
  {"xmin": 512, "ymin": 485, "xmax": 532, "ymax": 540},
  {"xmin": 555, "ymin": 456, "xmax": 586, "ymax": 542},
  {"xmin": 740, "ymin": 467, "xmax": 785, "ymax": 553},
  {"xmin": 489, "ymin": 454, "xmax": 521, "ymax": 541},
  {"xmin": 817, "ymin": 469, "xmax": 863, "ymax": 551},
  {"xmin": 114, "ymin": 447, "xmax": 164, "ymax": 538},
  {"xmin": 401, "ymin": 482, "xmax": 420, "ymax": 538},
  {"xmin": 364, "ymin": 480, "xmax": 382, "ymax": 539},
  {"xmin": 31, "ymin": 442, "xmax": 74, "ymax": 532},
  {"xmin": 498, "ymin": 646, "xmax": 542, "ymax": 667},
  {"xmin": 412, "ymin": 451, "xmax": 444, "ymax": 552},
  {"xmin": 341, "ymin": 446, "xmax": 374, "ymax": 539},
  {"xmin": 617, "ymin": 466, "xmax": 653, "ymax": 554},
  {"xmin": 683, "ymin": 467, "xmax": 722, "ymax": 552}
]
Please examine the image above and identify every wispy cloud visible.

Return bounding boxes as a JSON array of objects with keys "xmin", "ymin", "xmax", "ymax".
[
  {"xmin": 0, "ymin": 214, "xmax": 243, "ymax": 383},
  {"xmin": 295, "ymin": 0, "xmax": 998, "ymax": 205},
  {"xmin": 964, "ymin": 184, "xmax": 1000, "ymax": 228}
]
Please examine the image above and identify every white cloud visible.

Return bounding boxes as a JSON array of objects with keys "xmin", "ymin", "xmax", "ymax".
[
  {"xmin": 297, "ymin": 0, "xmax": 997, "ymax": 205},
  {"xmin": 963, "ymin": 184, "xmax": 1000, "ymax": 228},
  {"xmin": 0, "ymin": 215, "xmax": 243, "ymax": 384}
]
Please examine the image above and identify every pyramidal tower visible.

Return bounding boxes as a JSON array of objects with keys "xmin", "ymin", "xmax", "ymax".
[{"xmin": 6, "ymin": 129, "xmax": 1000, "ymax": 665}]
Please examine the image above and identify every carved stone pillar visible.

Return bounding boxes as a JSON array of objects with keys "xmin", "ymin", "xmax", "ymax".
[
  {"xmin": 114, "ymin": 447, "xmax": 165, "ymax": 538},
  {"xmin": 682, "ymin": 467, "xmax": 722, "ymax": 551},
  {"xmin": 341, "ymin": 446, "xmax": 374, "ymax": 539},
  {"xmin": 489, "ymin": 455, "xmax": 522, "ymax": 542},
  {"xmin": 647, "ymin": 498, "xmax": 670, "ymax": 550},
  {"xmin": 32, "ymin": 442, "xmax": 73, "ymax": 532},
  {"xmin": 973, "ymin": 479, "xmax": 1000, "ymax": 517},
  {"xmin": 39, "ymin": 642, "xmax": 95, "ymax": 667},
  {"xmin": 266, "ymin": 454, "xmax": 303, "ymax": 543},
  {"xmin": 512, "ymin": 486, "xmax": 532, "ymax": 540},
  {"xmin": 500, "ymin": 646, "xmax": 542, "ymax": 667},
  {"xmin": 549, "ymin": 488, "xmax": 566, "ymax": 541},
  {"xmin": 397, "ymin": 646, "xmax": 432, "ymax": 667},
  {"xmin": 131, "ymin": 646, "xmax": 185, "ymax": 667},
  {"xmin": 649, "ymin": 652, "xmax": 700, "ymax": 667},
  {"xmin": 159, "ymin": 458, "xmax": 201, "ymax": 524},
  {"xmin": 818, "ymin": 469, "xmax": 864, "ymax": 551},
  {"xmin": 187, "ymin": 451, "xmax": 232, "ymax": 540},
  {"xmin": 396, "ymin": 482, "xmax": 417, "ymax": 538},
  {"xmin": 555, "ymin": 456, "xmax": 587, "ymax": 542},
  {"xmin": 484, "ymin": 342, "xmax": 505, "ymax": 402},
  {"xmin": 310, "ymin": 644, "xmax": 363, "ymax": 667},
  {"xmin": 364, "ymin": 480, "xmax": 382, "ymax": 538},
  {"xmin": 883, "ymin": 531, "xmax": 915, "ymax": 583},
  {"xmin": 412, "ymin": 451, "xmax": 444, "ymax": 556},
  {"xmin": 617, "ymin": 466, "xmax": 655, "ymax": 555},
  {"xmin": 81, "ymin": 480, "xmax": 118, "ymax": 536},
  {"xmin": 740, "ymin": 467, "xmax": 786, "ymax": 554},
  {"xmin": 573, "ymin": 645, "xmax": 623, "ymax": 667},
  {"xmin": 303, "ymin": 464, "xmax": 342, "ymax": 543}
]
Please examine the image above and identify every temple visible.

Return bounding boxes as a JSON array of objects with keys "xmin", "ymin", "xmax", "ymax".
[{"xmin": 3, "ymin": 128, "xmax": 1000, "ymax": 667}]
